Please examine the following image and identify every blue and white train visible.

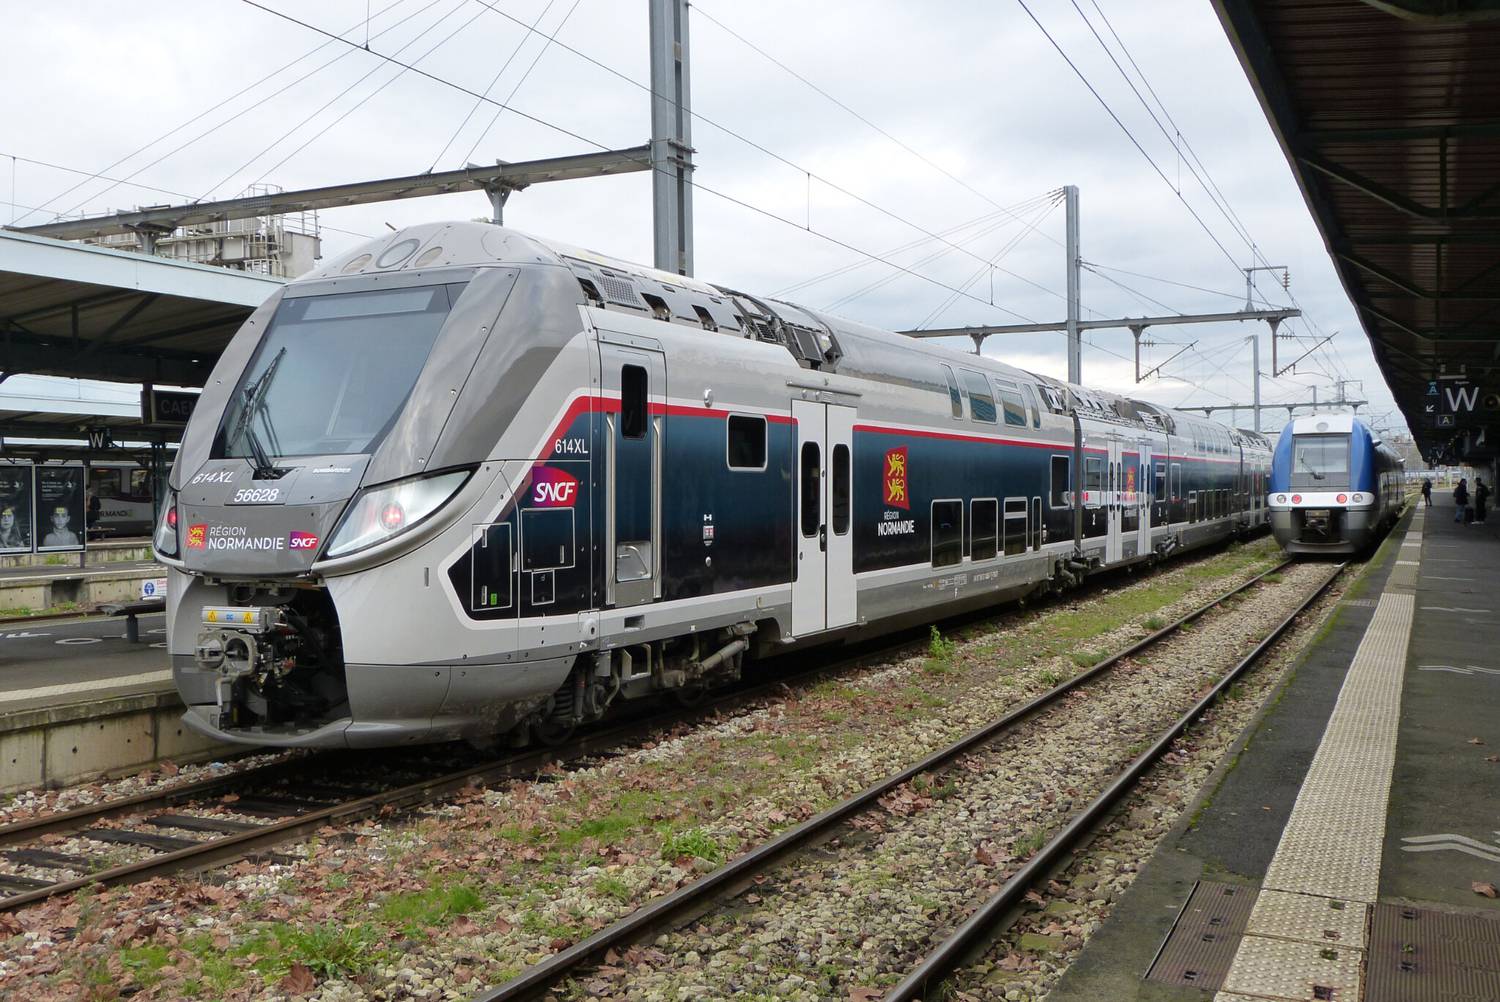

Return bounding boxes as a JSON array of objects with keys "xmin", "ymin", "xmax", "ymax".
[
  {"xmin": 1268, "ymin": 414, "xmax": 1404, "ymax": 555},
  {"xmin": 156, "ymin": 222, "xmax": 1272, "ymax": 749}
]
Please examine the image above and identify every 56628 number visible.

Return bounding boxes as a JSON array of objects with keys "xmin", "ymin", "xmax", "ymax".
[{"xmin": 231, "ymin": 487, "xmax": 281, "ymax": 504}]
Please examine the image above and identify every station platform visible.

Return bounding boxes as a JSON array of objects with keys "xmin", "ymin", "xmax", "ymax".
[
  {"xmin": 1051, "ymin": 499, "xmax": 1500, "ymax": 1002},
  {"xmin": 0, "ymin": 550, "xmax": 164, "ymax": 618},
  {"xmin": 0, "ymin": 610, "xmax": 227, "ymax": 793}
]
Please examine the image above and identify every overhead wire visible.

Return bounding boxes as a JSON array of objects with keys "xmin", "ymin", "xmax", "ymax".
[
  {"xmin": 428, "ymin": 0, "xmax": 565, "ymax": 172},
  {"xmin": 906, "ymin": 198, "xmax": 1061, "ymax": 325},
  {"xmin": 1016, "ymin": 0, "xmax": 1243, "ymax": 277},
  {"xmin": 34, "ymin": 0, "xmax": 439, "ymax": 224},
  {"xmin": 238, "ymin": 0, "xmax": 1047, "ymax": 323},
  {"xmin": 203, "ymin": 0, "xmax": 485, "ymax": 201},
  {"xmin": 452, "ymin": 0, "xmax": 1072, "ymax": 306},
  {"xmin": 455, "ymin": 0, "xmax": 586, "ymax": 168},
  {"xmin": 689, "ymin": 3, "xmax": 1066, "ymax": 251},
  {"xmin": 772, "ymin": 192, "xmax": 1055, "ymax": 297}
]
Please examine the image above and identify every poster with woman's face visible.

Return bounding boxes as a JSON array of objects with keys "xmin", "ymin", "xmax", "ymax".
[
  {"xmin": 0, "ymin": 464, "xmax": 34, "ymax": 554},
  {"xmin": 36, "ymin": 465, "xmax": 86, "ymax": 552}
]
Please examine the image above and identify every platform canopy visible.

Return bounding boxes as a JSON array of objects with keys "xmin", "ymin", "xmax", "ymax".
[
  {"xmin": 0, "ymin": 228, "xmax": 282, "ymax": 387},
  {"xmin": 1214, "ymin": 0, "xmax": 1500, "ymax": 465}
]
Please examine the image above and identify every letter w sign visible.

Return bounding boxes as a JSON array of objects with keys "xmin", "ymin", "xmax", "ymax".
[{"xmin": 1444, "ymin": 385, "xmax": 1479, "ymax": 412}]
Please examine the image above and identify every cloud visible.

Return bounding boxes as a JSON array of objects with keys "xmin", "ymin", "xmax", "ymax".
[{"xmin": 1, "ymin": 0, "xmax": 1405, "ymax": 437}]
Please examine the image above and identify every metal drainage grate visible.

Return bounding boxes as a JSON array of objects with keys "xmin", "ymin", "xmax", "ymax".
[
  {"xmin": 1365, "ymin": 903, "xmax": 1500, "ymax": 1002},
  {"xmin": 1145, "ymin": 880, "xmax": 1257, "ymax": 991}
]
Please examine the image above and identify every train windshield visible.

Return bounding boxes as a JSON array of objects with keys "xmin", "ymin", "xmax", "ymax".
[
  {"xmin": 215, "ymin": 283, "xmax": 463, "ymax": 460},
  {"xmin": 1291, "ymin": 434, "xmax": 1349, "ymax": 488}
]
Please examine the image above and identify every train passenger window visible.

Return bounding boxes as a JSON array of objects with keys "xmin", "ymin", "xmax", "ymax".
[
  {"xmin": 800, "ymin": 443, "xmax": 821, "ymax": 538},
  {"xmin": 939, "ymin": 364, "xmax": 963, "ymax": 418},
  {"xmin": 1021, "ymin": 383, "xmax": 1042, "ymax": 428},
  {"xmin": 1084, "ymin": 457, "xmax": 1104, "ymax": 505},
  {"xmin": 1004, "ymin": 498, "xmax": 1027, "ymax": 556},
  {"xmin": 960, "ymin": 369, "xmax": 996, "ymax": 423},
  {"xmin": 931, "ymin": 500, "xmax": 963, "ymax": 567},
  {"xmin": 727, "ymin": 415, "xmax": 767, "ymax": 470},
  {"xmin": 971, "ymin": 499, "xmax": 998, "ymax": 560},
  {"xmin": 1050, "ymin": 455, "xmax": 1071, "ymax": 508},
  {"xmin": 1170, "ymin": 463, "xmax": 1182, "ymax": 501},
  {"xmin": 994, "ymin": 379, "xmax": 1027, "ymax": 427},
  {"xmin": 1154, "ymin": 462, "xmax": 1166, "ymax": 502},
  {"xmin": 831, "ymin": 445, "xmax": 851, "ymax": 535},
  {"xmin": 621, "ymin": 365, "xmax": 647, "ymax": 440}
]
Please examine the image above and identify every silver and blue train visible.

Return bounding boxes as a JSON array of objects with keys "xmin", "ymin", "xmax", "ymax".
[
  {"xmin": 154, "ymin": 221, "xmax": 1273, "ymax": 750},
  {"xmin": 1267, "ymin": 414, "xmax": 1404, "ymax": 555}
]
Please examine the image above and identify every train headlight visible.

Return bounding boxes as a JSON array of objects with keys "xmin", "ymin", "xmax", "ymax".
[
  {"xmin": 1276, "ymin": 494, "xmax": 1287, "ymax": 504},
  {"xmin": 153, "ymin": 493, "xmax": 180, "ymax": 558},
  {"xmin": 1352, "ymin": 493, "xmax": 1365, "ymax": 504},
  {"xmin": 326, "ymin": 468, "xmax": 472, "ymax": 558}
]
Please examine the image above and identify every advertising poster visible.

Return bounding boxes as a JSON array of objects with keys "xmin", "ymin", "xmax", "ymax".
[
  {"xmin": 36, "ymin": 465, "xmax": 86, "ymax": 552},
  {"xmin": 0, "ymin": 464, "xmax": 34, "ymax": 554}
]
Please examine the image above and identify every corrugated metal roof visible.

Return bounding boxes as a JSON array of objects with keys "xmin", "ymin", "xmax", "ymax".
[{"xmin": 1215, "ymin": 0, "xmax": 1500, "ymax": 464}]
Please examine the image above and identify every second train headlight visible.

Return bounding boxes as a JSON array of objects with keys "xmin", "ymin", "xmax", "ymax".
[{"xmin": 325, "ymin": 468, "xmax": 473, "ymax": 558}]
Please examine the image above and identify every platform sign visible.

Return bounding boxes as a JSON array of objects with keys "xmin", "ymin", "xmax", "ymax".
[
  {"xmin": 139, "ymin": 577, "xmax": 168, "ymax": 601},
  {"xmin": 142, "ymin": 388, "xmax": 200, "ymax": 426},
  {"xmin": 35, "ymin": 465, "xmax": 86, "ymax": 552},
  {"xmin": 0, "ymin": 464, "xmax": 35, "ymax": 554}
]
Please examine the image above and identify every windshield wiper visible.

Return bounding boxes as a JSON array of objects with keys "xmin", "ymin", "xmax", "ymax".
[
  {"xmin": 1298, "ymin": 456, "xmax": 1325, "ymax": 481},
  {"xmin": 230, "ymin": 348, "xmax": 287, "ymax": 479}
]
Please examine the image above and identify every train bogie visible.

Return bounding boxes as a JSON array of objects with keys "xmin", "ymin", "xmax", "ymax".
[{"xmin": 157, "ymin": 222, "xmax": 1274, "ymax": 750}]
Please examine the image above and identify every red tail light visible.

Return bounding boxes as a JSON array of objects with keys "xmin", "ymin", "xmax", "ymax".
[
  {"xmin": 379, "ymin": 502, "xmax": 406, "ymax": 531},
  {"xmin": 166, "ymin": 506, "xmax": 178, "ymax": 528},
  {"xmin": 1291, "ymin": 494, "xmax": 1302, "ymax": 504},
  {"xmin": 1336, "ymin": 493, "xmax": 1347, "ymax": 503}
]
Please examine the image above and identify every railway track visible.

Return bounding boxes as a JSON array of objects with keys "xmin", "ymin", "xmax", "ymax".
[
  {"xmin": 0, "ymin": 539, "xmax": 1281, "ymax": 922},
  {"xmin": 467, "ymin": 556, "xmax": 1341, "ymax": 1002}
]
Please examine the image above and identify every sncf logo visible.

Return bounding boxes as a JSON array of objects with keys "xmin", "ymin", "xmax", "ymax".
[
  {"xmin": 186, "ymin": 524, "xmax": 207, "ymax": 550},
  {"xmin": 530, "ymin": 466, "xmax": 579, "ymax": 507},
  {"xmin": 288, "ymin": 531, "xmax": 320, "ymax": 550}
]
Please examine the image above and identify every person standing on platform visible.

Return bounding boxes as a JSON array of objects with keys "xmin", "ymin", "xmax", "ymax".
[
  {"xmin": 1454, "ymin": 478, "xmax": 1469, "ymax": 523},
  {"xmin": 1476, "ymin": 478, "xmax": 1490, "ymax": 525},
  {"xmin": 1422, "ymin": 477, "xmax": 1433, "ymax": 506}
]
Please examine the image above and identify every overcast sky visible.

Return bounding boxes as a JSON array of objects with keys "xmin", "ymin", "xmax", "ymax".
[{"xmin": 1, "ymin": 0, "xmax": 1406, "ymax": 438}]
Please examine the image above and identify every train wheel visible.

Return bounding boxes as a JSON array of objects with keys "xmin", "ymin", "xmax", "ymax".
[
  {"xmin": 670, "ymin": 682, "xmax": 708, "ymax": 707},
  {"xmin": 531, "ymin": 717, "xmax": 577, "ymax": 746}
]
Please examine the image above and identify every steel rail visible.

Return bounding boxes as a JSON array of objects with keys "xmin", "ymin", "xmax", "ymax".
[
  {"xmin": 884, "ymin": 560, "xmax": 1346, "ymax": 1000},
  {"xmin": 0, "ymin": 633, "xmax": 944, "ymax": 914},
  {"xmin": 470, "ymin": 558, "xmax": 1298, "ymax": 1002}
]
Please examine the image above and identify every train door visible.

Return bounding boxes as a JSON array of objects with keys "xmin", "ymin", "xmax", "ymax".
[
  {"xmin": 1136, "ymin": 441, "xmax": 1152, "ymax": 554},
  {"xmin": 791, "ymin": 400, "xmax": 857, "ymax": 635},
  {"xmin": 1105, "ymin": 438, "xmax": 1124, "ymax": 563},
  {"xmin": 601, "ymin": 344, "xmax": 665, "ymax": 609}
]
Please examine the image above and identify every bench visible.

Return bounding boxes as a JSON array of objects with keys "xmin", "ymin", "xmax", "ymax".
[{"xmin": 99, "ymin": 599, "xmax": 166, "ymax": 643}]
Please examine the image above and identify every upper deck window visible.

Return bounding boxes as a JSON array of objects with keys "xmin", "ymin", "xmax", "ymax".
[
  {"xmin": 1291, "ymin": 434, "xmax": 1350, "ymax": 488},
  {"xmin": 215, "ymin": 283, "xmax": 462, "ymax": 460},
  {"xmin": 961, "ymin": 369, "xmax": 996, "ymax": 423}
]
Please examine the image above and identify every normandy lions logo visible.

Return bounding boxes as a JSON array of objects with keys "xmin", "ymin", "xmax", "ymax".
[{"xmin": 883, "ymin": 447, "xmax": 910, "ymax": 510}]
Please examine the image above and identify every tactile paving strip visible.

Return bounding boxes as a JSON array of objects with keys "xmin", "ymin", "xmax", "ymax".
[
  {"xmin": 1221, "ymin": 934, "xmax": 1363, "ymax": 1000},
  {"xmin": 1365, "ymin": 903, "xmax": 1500, "ymax": 1002},
  {"xmin": 1145, "ymin": 880, "xmax": 1257, "ymax": 991},
  {"xmin": 1245, "ymin": 888, "xmax": 1369, "ymax": 949},
  {"xmin": 1215, "ymin": 513, "xmax": 1421, "ymax": 1000}
]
